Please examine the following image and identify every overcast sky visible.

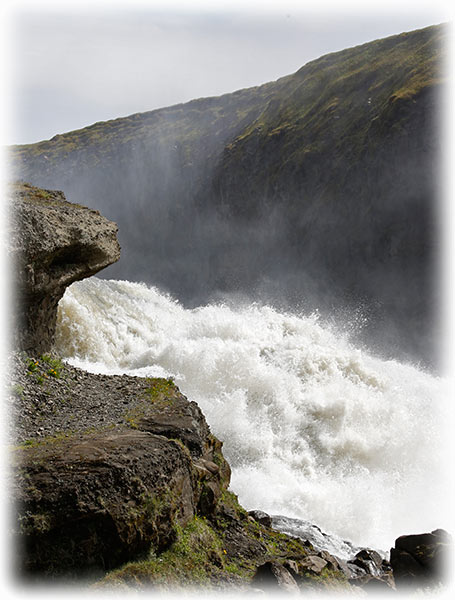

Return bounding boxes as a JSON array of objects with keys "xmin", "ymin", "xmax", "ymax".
[{"xmin": 3, "ymin": 0, "xmax": 452, "ymax": 145}]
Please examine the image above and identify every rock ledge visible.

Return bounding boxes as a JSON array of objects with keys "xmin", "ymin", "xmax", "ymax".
[{"xmin": 8, "ymin": 182, "xmax": 120, "ymax": 352}]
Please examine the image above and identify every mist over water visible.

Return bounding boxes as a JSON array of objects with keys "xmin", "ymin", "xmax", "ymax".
[{"xmin": 56, "ymin": 277, "xmax": 449, "ymax": 552}]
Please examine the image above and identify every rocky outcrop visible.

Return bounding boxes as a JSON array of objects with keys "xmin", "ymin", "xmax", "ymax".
[
  {"xmin": 11, "ymin": 353, "xmax": 231, "ymax": 578},
  {"xmin": 9, "ymin": 353, "xmax": 453, "ymax": 591},
  {"xmin": 14, "ymin": 430, "xmax": 196, "ymax": 575},
  {"xmin": 390, "ymin": 529, "xmax": 453, "ymax": 589},
  {"xmin": 8, "ymin": 182, "xmax": 120, "ymax": 352},
  {"xmin": 10, "ymin": 352, "xmax": 351, "ymax": 591}
]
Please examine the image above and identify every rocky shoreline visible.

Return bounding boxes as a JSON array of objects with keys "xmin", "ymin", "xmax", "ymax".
[{"xmin": 7, "ymin": 182, "xmax": 453, "ymax": 593}]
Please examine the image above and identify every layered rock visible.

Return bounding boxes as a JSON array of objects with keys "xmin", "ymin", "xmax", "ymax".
[
  {"xmin": 11, "ymin": 356, "xmax": 231, "ymax": 578},
  {"xmin": 10, "ymin": 353, "xmax": 352, "ymax": 591},
  {"xmin": 8, "ymin": 182, "xmax": 120, "ymax": 352}
]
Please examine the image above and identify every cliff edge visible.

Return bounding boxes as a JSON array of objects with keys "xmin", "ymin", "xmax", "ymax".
[{"xmin": 8, "ymin": 182, "xmax": 120, "ymax": 352}]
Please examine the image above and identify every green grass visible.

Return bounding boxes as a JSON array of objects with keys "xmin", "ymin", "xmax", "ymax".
[
  {"xmin": 26, "ymin": 354, "xmax": 64, "ymax": 384},
  {"xmin": 143, "ymin": 377, "xmax": 177, "ymax": 404}
]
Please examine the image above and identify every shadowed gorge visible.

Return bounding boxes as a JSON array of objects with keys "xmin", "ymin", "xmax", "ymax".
[{"xmin": 9, "ymin": 24, "xmax": 447, "ymax": 367}]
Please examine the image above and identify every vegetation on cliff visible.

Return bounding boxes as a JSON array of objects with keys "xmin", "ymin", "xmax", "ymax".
[{"xmin": 10, "ymin": 25, "xmax": 444, "ymax": 185}]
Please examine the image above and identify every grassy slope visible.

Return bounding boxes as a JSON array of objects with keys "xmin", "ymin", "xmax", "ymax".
[
  {"xmin": 212, "ymin": 24, "xmax": 446, "ymax": 212},
  {"xmin": 11, "ymin": 24, "xmax": 445, "ymax": 185}
]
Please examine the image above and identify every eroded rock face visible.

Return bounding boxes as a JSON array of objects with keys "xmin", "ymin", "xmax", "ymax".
[
  {"xmin": 8, "ymin": 182, "xmax": 120, "ymax": 352},
  {"xmin": 11, "ymin": 364, "xmax": 231, "ymax": 578},
  {"xmin": 13, "ymin": 430, "xmax": 194, "ymax": 575}
]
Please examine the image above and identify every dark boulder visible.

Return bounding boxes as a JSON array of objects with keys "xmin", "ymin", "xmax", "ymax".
[
  {"xmin": 390, "ymin": 529, "xmax": 452, "ymax": 589},
  {"xmin": 11, "ymin": 378, "xmax": 231, "ymax": 578},
  {"xmin": 349, "ymin": 548, "xmax": 384, "ymax": 577},
  {"xmin": 248, "ymin": 509, "xmax": 272, "ymax": 528},
  {"xmin": 251, "ymin": 561, "xmax": 299, "ymax": 594},
  {"xmin": 13, "ymin": 429, "xmax": 194, "ymax": 576}
]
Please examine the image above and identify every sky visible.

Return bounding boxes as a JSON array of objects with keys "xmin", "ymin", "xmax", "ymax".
[{"xmin": 2, "ymin": 0, "xmax": 452, "ymax": 145}]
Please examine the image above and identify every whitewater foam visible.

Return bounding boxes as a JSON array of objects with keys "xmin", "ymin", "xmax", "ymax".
[{"xmin": 56, "ymin": 277, "xmax": 450, "ymax": 551}]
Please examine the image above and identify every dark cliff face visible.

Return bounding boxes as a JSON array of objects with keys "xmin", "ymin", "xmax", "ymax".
[{"xmin": 9, "ymin": 24, "xmax": 447, "ymax": 367}]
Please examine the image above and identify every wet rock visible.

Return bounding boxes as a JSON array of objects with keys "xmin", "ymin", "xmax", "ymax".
[
  {"xmin": 248, "ymin": 510, "xmax": 272, "ymax": 528},
  {"xmin": 350, "ymin": 548, "xmax": 384, "ymax": 576},
  {"xmin": 8, "ymin": 182, "xmax": 120, "ymax": 352}
]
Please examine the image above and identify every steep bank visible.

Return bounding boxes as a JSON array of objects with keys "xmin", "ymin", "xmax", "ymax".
[
  {"xmin": 8, "ymin": 351, "xmax": 352, "ymax": 592},
  {"xmin": 9, "ymin": 24, "xmax": 448, "ymax": 366}
]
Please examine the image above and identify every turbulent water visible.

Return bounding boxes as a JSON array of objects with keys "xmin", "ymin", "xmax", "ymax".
[{"xmin": 55, "ymin": 277, "xmax": 450, "ymax": 553}]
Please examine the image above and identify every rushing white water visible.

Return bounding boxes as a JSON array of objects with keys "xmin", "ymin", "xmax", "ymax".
[{"xmin": 56, "ymin": 277, "xmax": 450, "ymax": 552}]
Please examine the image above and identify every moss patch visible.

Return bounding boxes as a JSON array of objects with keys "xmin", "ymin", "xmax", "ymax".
[
  {"xmin": 97, "ymin": 515, "xmax": 245, "ymax": 590},
  {"xmin": 143, "ymin": 377, "xmax": 177, "ymax": 404}
]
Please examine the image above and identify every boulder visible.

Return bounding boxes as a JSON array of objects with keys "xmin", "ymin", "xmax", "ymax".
[
  {"xmin": 297, "ymin": 555, "xmax": 328, "ymax": 575},
  {"xmin": 8, "ymin": 182, "xmax": 120, "ymax": 352},
  {"xmin": 251, "ymin": 561, "xmax": 299, "ymax": 594},
  {"xmin": 317, "ymin": 550, "xmax": 344, "ymax": 572},
  {"xmin": 349, "ymin": 548, "xmax": 384, "ymax": 577},
  {"xmin": 248, "ymin": 510, "xmax": 272, "ymax": 528},
  {"xmin": 13, "ymin": 430, "xmax": 194, "ymax": 576},
  {"xmin": 390, "ymin": 529, "xmax": 452, "ymax": 588}
]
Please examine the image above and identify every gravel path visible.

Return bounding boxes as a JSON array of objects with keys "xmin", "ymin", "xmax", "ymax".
[{"xmin": 7, "ymin": 351, "xmax": 159, "ymax": 444}]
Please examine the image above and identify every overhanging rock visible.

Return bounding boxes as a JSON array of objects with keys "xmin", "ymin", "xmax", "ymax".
[{"xmin": 8, "ymin": 182, "xmax": 121, "ymax": 352}]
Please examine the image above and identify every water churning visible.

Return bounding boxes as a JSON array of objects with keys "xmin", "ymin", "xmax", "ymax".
[{"xmin": 56, "ymin": 277, "xmax": 449, "ymax": 551}]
